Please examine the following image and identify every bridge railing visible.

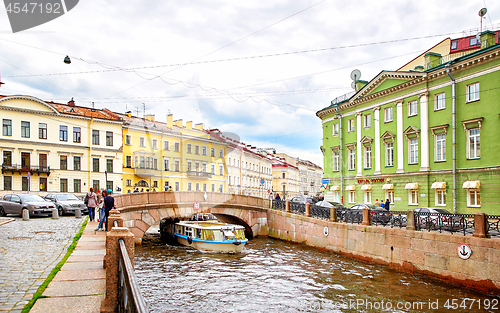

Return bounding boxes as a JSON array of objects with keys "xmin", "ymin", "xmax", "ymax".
[{"xmin": 117, "ymin": 239, "xmax": 148, "ymax": 313}]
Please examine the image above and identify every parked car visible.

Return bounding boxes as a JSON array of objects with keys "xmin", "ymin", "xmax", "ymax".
[
  {"xmin": 0, "ymin": 193, "xmax": 55, "ymax": 217},
  {"xmin": 44, "ymin": 193, "xmax": 88, "ymax": 216},
  {"xmin": 349, "ymin": 204, "xmax": 392, "ymax": 224},
  {"xmin": 290, "ymin": 196, "xmax": 314, "ymax": 204},
  {"xmin": 326, "ymin": 201, "xmax": 346, "ymax": 209}
]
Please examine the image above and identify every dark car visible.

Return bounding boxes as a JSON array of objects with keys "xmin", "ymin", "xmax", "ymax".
[
  {"xmin": 349, "ymin": 204, "xmax": 391, "ymax": 224},
  {"xmin": 0, "ymin": 193, "xmax": 55, "ymax": 217},
  {"xmin": 44, "ymin": 193, "xmax": 88, "ymax": 216}
]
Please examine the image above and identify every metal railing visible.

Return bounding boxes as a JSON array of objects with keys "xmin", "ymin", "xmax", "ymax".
[
  {"xmin": 309, "ymin": 204, "xmax": 330, "ymax": 220},
  {"xmin": 117, "ymin": 239, "xmax": 148, "ymax": 313},
  {"xmin": 389, "ymin": 211, "xmax": 407, "ymax": 228},
  {"xmin": 272, "ymin": 200, "xmax": 286, "ymax": 211},
  {"xmin": 487, "ymin": 215, "xmax": 500, "ymax": 238},
  {"xmin": 289, "ymin": 202, "xmax": 306, "ymax": 215},
  {"xmin": 335, "ymin": 208, "xmax": 363, "ymax": 224},
  {"xmin": 415, "ymin": 212, "xmax": 475, "ymax": 236}
]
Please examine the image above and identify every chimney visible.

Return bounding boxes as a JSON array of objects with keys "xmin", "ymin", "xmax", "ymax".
[
  {"xmin": 424, "ymin": 52, "xmax": 442, "ymax": 69},
  {"xmin": 174, "ymin": 119, "xmax": 183, "ymax": 127},
  {"xmin": 68, "ymin": 97, "xmax": 75, "ymax": 107},
  {"xmin": 481, "ymin": 31, "xmax": 496, "ymax": 49},
  {"xmin": 144, "ymin": 114, "xmax": 155, "ymax": 122},
  {"xmin": 195, "ymin": 123, "xmax": 203, "ymax": 131},
  {"xmin": 186, "ymin": 121, "xmax": 192, "ymax": 130},
  {"xmin": 167, "ymin": 114, "xmax": 173, "ymax": 128},
  {"xmin": 413, "ymin": 65, "xmax": 424, "ymax": 72},
  {"xmin": 125, "ymin": 111, "xmax": 132, "ymax": 117}
]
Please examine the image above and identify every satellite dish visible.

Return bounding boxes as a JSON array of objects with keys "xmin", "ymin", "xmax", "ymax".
[
  {"xmin": 350, "ymin": 69, "xmax": 361, "ymax": 81},
  {"xmin": 478, "ymin": 8, "xmax": 487, "ymax": 17},
  {"xmin": 351, "ymin": 81, "xmax": 356, "ymax": 89}
]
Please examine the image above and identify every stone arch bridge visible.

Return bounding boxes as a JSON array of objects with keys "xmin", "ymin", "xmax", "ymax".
[{"xmin": 114, "ymin": 191, "xmax": 270, "ymax": 243}]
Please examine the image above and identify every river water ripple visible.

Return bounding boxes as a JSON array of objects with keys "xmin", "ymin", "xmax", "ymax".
[{"xmin": 135, "ymin": 237, "xmax": 499, "ymax": 312}]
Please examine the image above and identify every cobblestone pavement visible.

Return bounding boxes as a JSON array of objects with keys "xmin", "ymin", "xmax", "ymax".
[{"xmin": 0, "ymin": 216, "xmax": 85, "ymax": 312}]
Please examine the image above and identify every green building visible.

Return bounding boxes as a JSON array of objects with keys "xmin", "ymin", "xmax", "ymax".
[{"xmin": 316, "ymin": 31, "xmax": 500, "ymax": 215}]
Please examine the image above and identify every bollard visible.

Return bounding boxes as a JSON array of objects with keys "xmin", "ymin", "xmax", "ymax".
[
  {"xmin": 75, "ymin": 208, "xmax": 82, "ymax": 219},
  {"xmin": 305, "ymin": 203, "xmax": 310, "ymax": 217},
  {"xmin": 406, "ymin": 209, "xmax": 415, "ymax": 231},
  {"xmin": 22, "ymin": 209, "xmax": 30, "ymax": 221},
  {"xmin": 52, "ymin": 208, "xmax": 59, "ymax": 219},
  {"xmin": 330, "ymin": 207, "xmax": 337, "ymax": 222},
  {"xmin": 362, "ymin": 208, "xmax": 371, "ymax": 226}
]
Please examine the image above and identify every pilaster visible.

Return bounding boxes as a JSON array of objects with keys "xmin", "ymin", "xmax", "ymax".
[
  {"xmin": 356, "ymin": 112, "xmax": 362, "ymax": 177},
  {"xmin": 396, "ymin": 101, "xmax": 404, "ymax": 173},
  {"xmin": 419, "ymin": 92, "xmax": 430, "ymax": 171},
  {"xmin": 373, "ymin": 107, "xmax": 381, "ymax": 175}
]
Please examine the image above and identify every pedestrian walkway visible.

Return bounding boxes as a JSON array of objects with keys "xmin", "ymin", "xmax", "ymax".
[{"xmin": 30, "ymin": 221, "xmax": 106, "ymax": 313}]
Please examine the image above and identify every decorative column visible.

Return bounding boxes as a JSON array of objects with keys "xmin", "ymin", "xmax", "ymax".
[
  {"xmin": 396, "ymin": 101, "xmax": 405, "ymax": 173},
  {"xmin": 373, "ymin": 107, "xmax": 381, "ymax": 175},
  {"xmin": 356, "ymin": 112, "xmax": 362, "ymax": 177},
  {"xmin": 419, "ymin": 92, "xmax": 430, "ymax": 171}
]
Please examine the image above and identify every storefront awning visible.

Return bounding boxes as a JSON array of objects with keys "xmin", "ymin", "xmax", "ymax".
[
  {"xmin": 405, "ymin": 182, "xmax": 419, "ymax": 190},
  {"xmin": 345, "ymin": 185, "xmax": 356, "ymax": 191},
  {"xmin": 382, "ymin": 184, "xmax": 394, "ymax": 190},
  {"xmin": 431, "ymin": 182, "xmax": 447, "ymax": 189},
  {"xmin": 462, "ymin": 181, "xmax": 480, "ymax": 189},
  {"xmin": 361, "ymin": 184, "xmax": 371, "ymax": 191},
  {"xmin": 330, "ymin": 185, "xmax": 340, "ymax": 191}
]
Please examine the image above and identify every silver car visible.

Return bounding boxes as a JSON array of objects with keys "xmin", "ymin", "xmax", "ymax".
[
  {"xmin": 0, "ymin": 194, "xmax": 55, "ymax": 217},
  {"xmin": 44, "ymin": 193, "xmax": 88, "ymax": 216}
]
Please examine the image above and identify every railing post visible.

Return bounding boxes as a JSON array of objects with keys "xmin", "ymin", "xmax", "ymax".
[
  {"xmin": 305, "ymin": 203, "xmax": 310, "ymax": 217},
  {"xmin": 406, "ymin": 209, "xmax": 416, "ymax": 231},
  {"xmin": 330, "ymin": 207, "xmax": 336, "ymax": 222},
  {"xmin": 285, "ymin": 200, "xmax": 290, "ymax": 212},
  {"xmin": 473, "ymin": 212, "xmax": 488, "ymax": 238},
  {"xmin": 362, "ymin": 208, "xmax": 371, "ymax": 226},
  {"xmin": 107, "ymin": 209, "xmax": 124, "ymax": 228},
  {"xmin": 101, "ymin": 226, "xmax": 135, "ymax": 313}
]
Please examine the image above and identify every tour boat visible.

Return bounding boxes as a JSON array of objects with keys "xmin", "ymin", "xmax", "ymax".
[{"xmin": 173, "ymin": 213, "xmax": 248, "ymax": 253}]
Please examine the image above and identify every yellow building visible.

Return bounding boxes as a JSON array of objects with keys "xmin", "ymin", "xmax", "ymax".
[{"xmin": 120, "ymin": 113, "xmax": 227, "ymax": 193}]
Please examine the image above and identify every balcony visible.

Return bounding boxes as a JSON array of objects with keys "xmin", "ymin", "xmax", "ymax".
[
  {"xmin": 134, "ymin": 167, "xmax": 157, "ymax": 178},
  {"xmin": 1, "ymin": 164, "xmax": 51, "ymax": 175},
  {"xmin": 186, "ymin": 171, "xmax": 212, "ymax": 179}
]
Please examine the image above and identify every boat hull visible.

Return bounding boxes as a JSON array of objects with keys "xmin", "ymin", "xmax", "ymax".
[{"xmin": 175, "ymin": 234, "xmax": 248, "ymax": 253}]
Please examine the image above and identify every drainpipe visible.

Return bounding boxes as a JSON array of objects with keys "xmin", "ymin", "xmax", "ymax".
[
  {"xmin": 446, "ymin": 64, "xmax": 457, "ymax": 214},
  {"xmin": 334, "ymin": 104, "xmax": 343, "ymax": 204}
]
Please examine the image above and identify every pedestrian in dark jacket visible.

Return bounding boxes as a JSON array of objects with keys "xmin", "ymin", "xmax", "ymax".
[
  {"xmin": 104, "ymin": 189, "xmax": 115, "ymax": 231},
  {"xmin": 384, "ymin": 199, "xmax": 390, "ymax": 211}
]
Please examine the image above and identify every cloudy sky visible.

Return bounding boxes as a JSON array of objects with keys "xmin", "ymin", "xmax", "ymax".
[{"xmin": 0, "ymin": 0, "xmax": 498, "ymax": 167}]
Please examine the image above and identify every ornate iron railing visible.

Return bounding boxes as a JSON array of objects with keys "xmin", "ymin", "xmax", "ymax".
[
  {"xmin": 336, "ymin": 208, "xmax": 363, "ymax": 224},
  {"xmin": 369, "ymin": 210, "xmax": 392, "ymax": 226},
  {"xmin": 415, "ymin": 212, "xmax": 475, "ymax": 235},
  {"xmin": 272, "ymin": 200, "xmax": 286, "ymax": 211},
  {"xmin": 289, "ymin": 202, "xmax": 306, "ymax": 215},
  {"xmin": 487, "ymin": 215, "xmax": 500, "ymax": 238},
  {"xmin": 309, "ymin": 204, "xmax": 330, "ymax": 220},
  {"xmin": 389, "ymin": 211, "xmax": 407, "ymax": 228},
  {"xmin": 117, "ymin": 239, "xmax": 148, "ymax": 313}
]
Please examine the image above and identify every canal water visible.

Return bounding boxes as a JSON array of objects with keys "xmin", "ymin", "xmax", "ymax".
[{"xmin": 135, "ymin": 237, "xmax": 499, "ymax": 312}]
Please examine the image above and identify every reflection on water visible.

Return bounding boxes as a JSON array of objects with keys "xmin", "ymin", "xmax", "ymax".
[{"xmin": 135, "ymin": 237, "xmax": 499, "ymax": 312}]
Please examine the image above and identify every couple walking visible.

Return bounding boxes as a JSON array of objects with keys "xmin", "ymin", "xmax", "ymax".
[{"xmin": 86, "ymin": 188, "xmax": 115, "ymax": 231}]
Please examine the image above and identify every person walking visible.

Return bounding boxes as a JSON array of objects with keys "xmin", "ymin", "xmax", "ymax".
[
  {"xmin": 86, "ymin": 188, "xmax": 98, "ymax": 222},
  {"xmin": 374, "ymin": 199, "xmax": 381, "ymax": 207},
  {"xmin": 275, "ymin": 193, "xmax": 281, "ymax": 201},
  {"xmin": 95, "ymin": 190, "xmax": 107, "ymax": 231},
  {"xmin": 103, "ymin": 189, "xmax": 115, "ymax": 231},
  {"xmin": 384, "ymin": 199, "xmax": 390, "ymax": 211}
]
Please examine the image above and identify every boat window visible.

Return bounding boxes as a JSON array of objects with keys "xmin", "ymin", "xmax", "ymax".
[
  {"xmin": 213, "ymin": 231, "xmax": 224, "ymax": 241},
  {"xmin": 185, "ymin": 227, "xmax": 193, "ymax": 237}
]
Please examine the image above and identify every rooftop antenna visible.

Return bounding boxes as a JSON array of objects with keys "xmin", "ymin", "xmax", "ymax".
[
  {"xmin": 135, "ymin": 107, "xmax": 139, "ymax": 116},
  {"xmin": 91, "ymin": 102, "xmax": 94, "ymax": 109},
  {"xmin": 350, "ymin": 69, "xmax": 361, "ymax": 91},
  {"xmin": 143, "ymin": 103, "xmax": 146, "ymax": 118}
]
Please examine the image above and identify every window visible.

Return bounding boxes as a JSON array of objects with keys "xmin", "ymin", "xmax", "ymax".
[
  {"xmin": 175, "ymin": 182, "xmax": 180, "ymax": 191},
  {"xmin": 470, "ymin": 36, "xmax": 479, "ymax": 46},
  {"xmin": 466, "ymin": 83, "xmax": 480, "ymax": 102},
  {"xmin": 363, "ymin": 114, "xmax": 371, "ymax": 128},
  {"xmin": 210, "ymin": 148, "xmax": 215, "ymax": 157},
  {"xmin": 126, "ymin": 155, "xmax": 132, "ymax": 168},
  {"xmin": 164, "ymin": 140, "xmax": 170, "ymax": 150},
  {"xmin": 39, "ymin": 123, "xmax": 47, "ymax": 139},
  {"xmin": 435, "ymin": 134, "xmax": 446, "ymax": 161},
  {"xmin": 219, "ymin": 164, "xmax": 223, "ymax": 176},
  {"xmin": 73, "ymin": 127, "xmax": 81, "ymax": 143},
  {"xmin": 203, "ymin": 183, "xmax": 207, "ymax": 192},
  {"xmin": 139, "ymin": 137, "xmax": 145, "ymax": 147},
  {"xmin": 174, "ymin": 142, "xmax": 180, "ymax": 152},
  {"xmin": 228, "ymin": 176, "xmax": 232, "ymax": 185},
  {"xmin": 74, "ymin": 156, "xmax": 81, "ymax": 171},
  {"xmin": 153, "ymin": 158, "xmax": 158, "ymax": 170},
  {"xmin": 202, "ymin": 162, "xmax": 207, "ymax": 172},
  {"xmin": 3, "ymin": 151, "xmax": 12, "ymax": 166},
  {"xmin": 3, "ymin": 119, "xmax": 12, "ymax": 136},
  {"xmin": 219, "ymin": 185, "xmax": 223, "ymax": 193},
  {"xmin": 202, "ymin": 146, "xmax": 207, "ymax": 155},
  {"xmin": 106, "ymin": 159, "xmax": 113, "ymax": 173},
  {"xmin": 468, "ymin": 128, "xmax": 480, "ymax": 159},
  {"xmin": 219, "ymin": 149, "xmax": 224, "ymax": 158},
  {"xmin": 348, "ymin": 191, "xmax": 355, "ymax": 203},
  {"xmin": 467, "ymin": 189, "xmax": 481, "ymax": 207},
  {"xmin": 39, "ymin": 177, "xmax": 47, "ymax": 192},
  {"xmin": 93, "ymin": 180, "xmax": 100, "ymax": 191},
  {"xmin": 164, "ymin": 158, "xmax": 169, "ymax": 171},
  {"xmin": 435, "ymin": 93, "xmax": 445, "ymax": 110},
  {"xmin": 74, "ymin": 179, "xmax": 81, "ymax": 193},
  {"xmin": 436, "ymin": 189, "xmax": 446, "ymax": 206},
  {"xmin": 187, "ymin": 183, "xmax": 192, "ymax": 191},
  {"xmin": 106, "ymin": 132, "xmax": 113, "ymax": 146},
  {"xmin": 93, "ymin": 158, "xmax": 99, "ymax": 172},
  {"xmin": 409, "ymin": 138, "xmax": 418, "ymax": 164},
  {"xmin": 3, "ymin": 176, "xmax": 12, "ymax": 190},
  {"xmin": 347, "ymin": 119, "xmax": 355, "ymax": 132},
  {"xmin": 409, "ymin": 190, "xmax": 418, "ymax": 205},
  {"xmin": 385, "ymin": 190, "xmax": 394, "ymax": 204},
  {"xmin": 364, "ymin": 191, "xmax": 372, "ymax": 204},
  {"xmin": 211, "ymin": 184, "xmax": 215, "ymax": 192},
  {"xmin": 60, "ymin": 126, "xmax": 68, "ymax": 141},
  {"xmin": 186, "ymin": 144, "xmax": 192, "ymax": 154},
  {"xmin": 92, "ymin": 130, "xmax": 99, "ymax": 145},
  {"xmin": 196, "ymin": 183, "xmax": 200, "ymax": 191},
  {"xmin": 451, "ymin": 40, "xmax": 458, "ymax": 50},
  {"xmin": 21, "ymin": 121, "xmax": 30, "ymax": 138},
  {"xmin": 126, "ymin": 179, "xmax": 132, "ymax": 187},
  {"xmin": 211, "ymin": 164, "xmax": 215, "ymax": 174},
  {"xmin": 332, "ymin": 150, "xmax": 339, "ymax": 172},
  {"xmin": 22, "ymin": 176, "xmax": 29, "ymax": 191},
  {"xmin": 106, "ymin": 181, "xmax": 113, "ymax": 191},
  {"xmin": 152, "ymin": 139, "xmax": 158, "ymax": 149},
  {"xmin": 153, "ymin": 181, "xmax": 159, "ymax": 188},
  {"xmin": 60, "ymin": 155, "xmax": 68, "ymax": 170},
  {"xmin": 60, "ymin": 178, "xmax": 68, "ymax": 192},
  {"xmin": 174, "ymin": 160, "xmax": 180, "ymax": 172},
  {"xmin": 348, "ymin": 148, "xmax": 356, "ymax": 170},
  {"xmin": 187, "ymin": 161, "xmax": 192, "ymax": 172},
  {"xmin": 408, "ymin": 100, "xmax": 418, "ymax": 116},
  {"xmin": 364, "ymin": 146, "xmax": 372, "ymax": 169},
  {"xmin": 384, "ymin": 107, "xmax": 393, "ymax": 122},
  {"xmin": 385, "ymin": 142, "xmax": 394, "ymax": 166},
  {"xmin": 194, "ymin": 145, "xmax": 200, "ymax": 155},
  {"xmin": 332, "ymin": 123, "xmax": 339, "ymax": 136},
  {"xmin": 125, "ymin": 134, "xmax": 132, "ymax": 145}
]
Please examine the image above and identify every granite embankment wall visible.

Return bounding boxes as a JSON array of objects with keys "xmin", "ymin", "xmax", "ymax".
[{"xmin": 267, "ymin": 209, "xmax": 500, "ymax": 295}]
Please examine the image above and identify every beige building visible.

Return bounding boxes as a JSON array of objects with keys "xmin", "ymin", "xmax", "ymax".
[
  {"xmin": 274, "ymin": 153, "xmax": 323, "ymax": 196},
  {"xmin": 0, "ymin": 96, "xmax": 123, "ymax": 196}
]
